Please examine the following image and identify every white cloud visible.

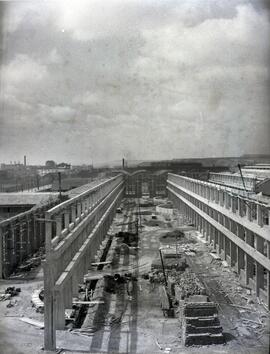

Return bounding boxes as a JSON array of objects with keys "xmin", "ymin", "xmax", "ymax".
[
  {"xmin": 1, "ymin": 93, "xmax": 32, "ymax": 112},
  {"xmin": 135, "ymin": 4, "xmax": 269, "ymax": 76},
  {"xmin": 47, "ymin": 48, "xmax": 63, "ymax": 65},
  {"xmin": 1, "ymin": 54, "xmax": 48, "ymax": 94},
  {"xmin": 53, "ymin": 0, "xmax": 138, "ymax": 41},
  {"xmin": 73, "ymin": 91, "xmax": 100, "ymax": 106},
  {"xmin": 38, "ymin": 104, "xmax": 76, "ymax": 123},
  {"xmin": 0, "ymin": 1, "xmax": 269, "ymax": 163}
]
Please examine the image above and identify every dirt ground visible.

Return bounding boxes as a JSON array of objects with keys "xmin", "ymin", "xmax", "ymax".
[{"xmin": 0, "ymin": 199, "xmax": 269, "ymax": 354}]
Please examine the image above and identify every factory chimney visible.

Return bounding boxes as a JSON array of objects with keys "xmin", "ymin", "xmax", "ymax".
[
  {"xmin": 122, "ymin": 158, "xmax": 125, "ymax": 169},
  {"xmin": 24, "ymin": 155, "xmax": 27, "ymax": 166}
]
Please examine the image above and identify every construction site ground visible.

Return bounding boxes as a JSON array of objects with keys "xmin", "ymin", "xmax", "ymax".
[{"xmin": 0, "ymin": 198, "xmax": 269, "ymax": 354}]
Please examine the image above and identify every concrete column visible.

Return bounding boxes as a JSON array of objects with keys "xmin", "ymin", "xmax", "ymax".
[
  {"xmin": 71, "ymin": 206, "xmax": 76, "ymax": 224},
  {"xmin": 210, "ymin": 188, "xmax": 214, "ymax": 201},
  {"xmin": 267, "ymin": 242, "xmax": 270, "ymax": 309},
  {"xmin": 214, "ymin": 228, "xmax": 218, "ymax": 250},
  {"xmin": 54, "ymin": 289, "xmax": 65, "ymax": 330},
  {"xmin": 224, "ymin": 236, "xmax": 230, "ymax": 261},
  {"xmin": 255, "ymin": 262, "xmax": 264, "ymax": 297},
  {"xmin": 254, "ymin": 234, "xmax": 265, "ymax": 298},
  {"xmin": 257, "ymin": 204, "xmax": 263, "ymax": 227},
  {"xmin": 255, "ymin": 235, "xmax": 264, "ymax": 255},
  {"xmin": 56, "ymin": 215, "xmax": 62, "ymax": 238},
  {"xmin": 44, "ymin": 214, "xmax": 56, "ymax": 351},
  {"xmin": 217, "ymin": 230, "xmax": 222, "ymax": 254},
  {"xmin": 215, "ymin": 189, "xmax": 219, "ymax": 203},
  {"xmin": 199, "ymin": 216, "xmax": 202, "ymax": 233},
  {"xmin": 206, "ymin": 186, "xmax": 210, "ymax": 200},
  {"xmin": 26, "ymin": 217, "xmax": 31, "ymax": 255},
  {"xmin": 77, "ymin": 202, "xmax": 82, "ymax": 221},
  {"xmin": 19, "ymin": 222, "xmax": 24, "ymax": 264},
  {"xmin": 0, "ymin": 227, "xmax": 3, "ymax": 279},
  {"xmin": 225, "ymin": 193, "xmax": 229, "ymax": 209},
  {"xmin": 206, "ymin": 222, "xmax": 210, "ymax": 242},
  {"xmin": 237, "ymin": 197, "xmax": 241, "ymax": 216},
  {"xmin": 11, "ymin": 223, "xmax": 16, "ymax": 266},
  {"xmin": 237, "ymin": 247, "xmax": 245, "ymax": 274},
  {"xmin": 247, "ymin": 201, "xmax": 253, "ymax": 221},
  {"xmin": 230, "ymin": 241, "xmax": 237, "ymax": 267},
  {"xmin": 245, "ymin": 254, "xmax": 253, "ymax": 286},
  {"xmin": 232, "ymin": 196, "xmax": 236, "ymax": 213},
  {"xmin": 64, "ymin": 211, "xmax": 70, "ymax": 231},
  {"xmin": 219, "ymin": 190, "xmax": 224, "ymax": 207},
  {"xmin": 237, "ymin": 224, "xmax": 245, "ymax": 240}
]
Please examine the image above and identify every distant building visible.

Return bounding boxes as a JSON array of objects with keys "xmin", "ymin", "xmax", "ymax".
[
  {"xmin": 38, "ymin": 161, "xmax": 71, "ymax": 176},
  {"xmin": 1, "ymin": 163, "xmax": 24, "ymax": 170},
  {"xmin": 0, "ymin": 193, "xmax": 58, "ymax": 220},
  {"xmin": 51, "ymin": 177, "xmax": 91, "ymax": 192},
  {"xmin": 57, "ymin": 162, "xmax": 71, "ymax": 169},
  {"xmin": 242, "ymin": 164, "xmax": 270, "ymax": 180},
  {"xmin": 45, "ymin": 160, "xmax": 56, "ymax": 168}
]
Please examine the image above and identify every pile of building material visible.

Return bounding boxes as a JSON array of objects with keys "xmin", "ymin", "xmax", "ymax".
[
  {"xmin": 173, "ymin": 269, "xmax": 206, "ymax": 300},
  {"xmin": 151, "ymin": 256, "xmax": 187, "ymax": 271},
  {"xmin": 182, "ymin": 295, "xmax": 224, "ymax": 346},
  {"xmin": 159, "ymin": 285, "xmax": 174, "ymax": 317},
  {"xmin": 0, "ymin": 286, "xmax": 21, "ymax": 301},
  {"xmin": 159, "ymin": 229, "xmax": 185, "ymax": 244},
  {"xmin": 31, "ymin": 288, "xmax": 44, "ymax": 313}
]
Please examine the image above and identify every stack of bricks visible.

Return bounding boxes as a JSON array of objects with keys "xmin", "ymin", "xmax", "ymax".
[{"xmin": 182, "ymin": 295, "xmax": 224, "ymax": 346}]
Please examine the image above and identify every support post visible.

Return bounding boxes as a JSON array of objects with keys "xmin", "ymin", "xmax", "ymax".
[
  {"xmin": 0, "ymin": 227, "xmax": 2, "ymax": 279},
  {"xmin": 44, "ymin": 212, "xmax": 56, "ymax": 351}
]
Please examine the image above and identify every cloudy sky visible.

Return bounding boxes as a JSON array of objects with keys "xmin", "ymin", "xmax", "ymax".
[{"xmin": 0, "ymin": 0, "xmax": 269, "ymax": 165}]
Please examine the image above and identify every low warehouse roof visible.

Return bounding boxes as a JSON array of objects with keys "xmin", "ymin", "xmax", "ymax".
[{"xmin": 0, "ymin": 192, "xmax": 59, "ymax": 206}]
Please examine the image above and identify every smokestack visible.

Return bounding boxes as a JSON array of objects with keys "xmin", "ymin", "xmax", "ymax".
[
  {"xmin": 122, "ymin": 158, "xmax": 125, "ymax": 169},
  {"xmin": 24, "ymin": 155, "xmax": 27, "ymax": 166}
]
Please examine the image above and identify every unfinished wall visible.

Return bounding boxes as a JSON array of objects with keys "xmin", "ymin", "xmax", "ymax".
[{"xmin": 167, "ymin": 173, "xmax": 270, "ymax": 310}]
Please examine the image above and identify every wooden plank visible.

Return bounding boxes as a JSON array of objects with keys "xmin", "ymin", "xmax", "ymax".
[
  {"xmin": 72, "ymin": 300, "xmax": 104, "ymax": 305},
  {"xmin": 91, "ymin": 261, "xmax": 112, "ymax": 266},
  {"xmin": 159, "ymin": 286, "xmax": 170, "ymax": 310},
  {"xmin": 20, "ymin": 317, "xmax": 44, "ymax": 329},
  {"xmin": 210, "ymin": 252, "xmax": 221, "ymax": 260},
  {"xmin": 84, "ymin": 274, "xmax": 104, "ymax": 280}
]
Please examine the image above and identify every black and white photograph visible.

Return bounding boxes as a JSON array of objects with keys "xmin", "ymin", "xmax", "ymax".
[{"xmin": 0, "ymin": 1, "xmax": 270, "ymax": 353}]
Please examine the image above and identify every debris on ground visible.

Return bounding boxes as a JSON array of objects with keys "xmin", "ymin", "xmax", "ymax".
[
  {"xmin": 6, "ymin": 299, "xmax": 17, "ymax": 308},
  {"xmin": 31, "ymin": 288, "xmax": 44, "ymax": 313},
  {"xmin": 0, "ymin": 286, "xmax": 21, "ymax": 301}
]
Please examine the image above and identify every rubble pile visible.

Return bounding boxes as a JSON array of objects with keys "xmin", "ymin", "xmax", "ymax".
[
  {"xmin": 159, "ymin": 230, "xmax": 185, "ymax": 244},
  {"xmin": 10, "ymin": 247, "xmax": 45, "ymax": 276},
  {"xmin": 31, "ymin": 288, "xmax": 44, "ymax": 313},
  {"xmin": 0, "ymin": 286, "xmax": 21, "ymax": 301},
  {"xmin": 172, "ymin": 269, "xmax": 206, "ymax": 300},
  {"xmin": 151, "ymin": 256, "xmax": 187, "ymax": 271}
]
